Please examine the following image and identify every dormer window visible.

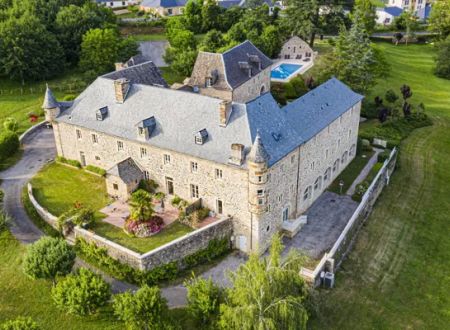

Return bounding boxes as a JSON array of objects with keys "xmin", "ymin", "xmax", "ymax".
[
  {"xmin": 195, "ymin": 129, "xmax": 208, "ymax": 145},
  {"xmin": 205, "ymin": 77, "xmax": 212, "ymax": 88},
  {"xmin": 136, "ymin": 116, "xmax": 156, "ymax": 140},
  {"xmin": 96, "ymin": 107, "xmax": 108, "ymax": 121}
]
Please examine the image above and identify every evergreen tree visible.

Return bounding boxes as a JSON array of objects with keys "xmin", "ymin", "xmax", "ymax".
[
  {"xmin": 435, "ymin": 36, "xmax": 450, "ymax": 79},
  {"xmin": 428, "ymin": 0, "xmax": 450, "ymax": 40},
  {"xmin": 351, "ymin": 0, "xmax": 376, "ymax": 35}
]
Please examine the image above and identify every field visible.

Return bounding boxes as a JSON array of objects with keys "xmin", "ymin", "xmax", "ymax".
[{"xmin": 310, "ymin": 42, "xmax": 450, "ymax": 328}]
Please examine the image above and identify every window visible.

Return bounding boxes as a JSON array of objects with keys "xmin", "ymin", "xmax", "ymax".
[
  {"xmin": 324, "ymin": 167, "xmax": 331, "ymax": 181},
  {"xmin": 191, "ymin": 162, "xmax": 198, "ymax": 172},
  {"xmin": 140, "ymin": 147, "xmax": 147, "ymax": 158},
  {"xmin": 325, "ymin": 149, "xmax": 329, "ymax": 159},
  {"xmin": 258, "ymin": 198, "xmax": 264, "ymax": 205},
  {"xmin": 266, "ymin": 225, "xmax": 270, "ymax": 232},
  {"xmin": 117, "ymin": 141, "xmax": 124, "ymax": 151},
  {"xmin": 314, "ymin": 176, "xmax": 322, "ymax": 191},
  {"xmin": 216, "ymin": 199, "xmax": 223, "ymax": 214},
  {"xmin": 291, "ymin": 154, "xmax": 295, "ymax": 163},
  {"xmin": 76, "ymin": 129, "xmax": 82, "ymax": 139},
  {"xmin": 138, "ymin": 127, "xmax": 145, "ymax": 136},
  {"xmin": 113, "ymin": 183, "xmax": 118, "ymax": 190},
  {"xmin": 303, "ymin": 186, "xmax": 312, "ymax": 200},
  {"xmin": 311, "ymin": 161, "xmax": 315, "ymax": 170},
  {"xmin": 257, "ymin": 189, "xmax": 264, "ymax": 197},
  {"xmin": 348, "ymin": 129, "xmax": 352, "ymax": 138},
  {"xmin": 257, "ymin": 176, "xmax": 262, "ymax": 183},
  {"xmin": 349, "ymin": 144, "xmax": 356, "ymax": 157},
  {"xmin": 215, "ymin": 168, "xmax": 223, "ymax": 179},
  {"xmin": 95, "ymin": 155, "xmax": 100, "ymax": 161},
  {"xmin": 333, "ymin": 159, "xmax": 340, "ymax": 172},
  {"xmin": 277, "ymin": 194, "xmax": 282, "ymax": 202},
  {"xmin": 144, "ymin": 171, "xmax": 150, "ymax": 180},
  {"xmin": 338, "ymin": 139, "xmax": 341, "ymax": 148},
  {"xmin": 164, "ymin": 154, "xmax": 171, "ymax": 164},
  {"xmin": 282, "ymin": 208, "xmax": 289, "ymax": 222},
  {"xmin": 92, "ymin": 134, "xmax": 98, "ymax": 144},
  {"xmin": 167, "ymin": 8, "xmax": 173, "ymax": 15},
  {"xmin": 267, "ymin": 204, "xmax": 271, "ymax": 212},
  {"xmin": 205, "ymin": 77, "xmax": 212, "ymax": 87},
  {"xmin": 341, "ymin": 151, "xmax": 348, "ymax": 164},
  {"xmin": 190, "ymin": 184, "xmax": 199, "ymax": 198}
]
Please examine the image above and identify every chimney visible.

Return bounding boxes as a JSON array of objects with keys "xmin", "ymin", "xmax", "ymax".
[
  {"xmin": 115, "ymin": 62, "xmax": 125, "ymax": 71},
  {"xmin": 114, "ymin": 78, "xmax": 130, "ymax": 104},
  {"xmin": 229, "ymin": 143, "xmax": 245, "ymax": 166},
  {"xmin": 219, "ymin": 100, "xmax": 232, "ymax": 127}
]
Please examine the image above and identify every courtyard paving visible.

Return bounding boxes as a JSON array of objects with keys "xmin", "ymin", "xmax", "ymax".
[{"xmin": 282, "ymin": 191, "xmax": 358, "ymax": 260}]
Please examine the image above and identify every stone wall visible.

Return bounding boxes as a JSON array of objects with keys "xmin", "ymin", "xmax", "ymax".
[
  {"xmin": 27, "ymin": 183, "xmax": 58, "ymax": 229},
  {"xmin": 232, "ymin": 67, "xmax": 272, "ymax": 103}
]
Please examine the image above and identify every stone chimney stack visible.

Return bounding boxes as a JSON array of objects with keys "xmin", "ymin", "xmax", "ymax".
[
  {"xmin": 219, "ymin": 100, "xmax": 232, "ymax": 127},
  {"xmin": 114, "ymin": 78, "xmax": 130, "ymax": 104},
  {"xmin": 115, "ymin": 62, "xmax": 125, "ymax": 71},
  {"xmin": 229, "ymin": 143, "xmax": 245, "ymax": 166}
]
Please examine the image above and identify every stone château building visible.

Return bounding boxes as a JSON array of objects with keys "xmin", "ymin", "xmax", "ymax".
[{"xmin": 43, "ymin": 41, "xmax": 363, "ymax": 254}]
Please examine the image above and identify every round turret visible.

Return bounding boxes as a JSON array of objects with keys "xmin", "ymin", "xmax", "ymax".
[{"xmin": 42, "ymin": 84, "xmax": 60, "ymax": 122}]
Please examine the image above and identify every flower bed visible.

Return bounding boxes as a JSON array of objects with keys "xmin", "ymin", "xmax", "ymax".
[{"xmin": 124, "ymin": 216, "xmax": 164, "ymax": 238}]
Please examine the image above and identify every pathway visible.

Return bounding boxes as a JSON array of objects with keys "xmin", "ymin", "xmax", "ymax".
[{"xmin": 346, "ymin": 148, "xmax": 383, "ymax": 196}]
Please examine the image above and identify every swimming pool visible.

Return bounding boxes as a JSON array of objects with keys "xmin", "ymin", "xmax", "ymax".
[{"xmin": 271, "ymin": 63, "xmax": 303, "ymax": 80}]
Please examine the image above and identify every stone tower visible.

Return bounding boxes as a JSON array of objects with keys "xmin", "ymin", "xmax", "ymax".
[
  {"xmin": 247, "ymin": 132, "xmax": 270, "ymax": 252},
  {"xmin": 42, "ymin": 84, "xmax": 60, "ymax": 122}
]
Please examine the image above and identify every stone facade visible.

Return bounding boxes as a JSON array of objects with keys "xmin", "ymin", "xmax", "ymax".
[
  {"xmin": 278, "ymin": 36, "xmax": 315, "ymax": 61},
  {"xmin": 232, "ymin": 67, "xmax": 271, "ymax": 104}
]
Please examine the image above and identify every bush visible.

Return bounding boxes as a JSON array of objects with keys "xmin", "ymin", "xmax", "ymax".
[
  {"xmin": 56, "ymin": 156, "xmax": 81, "ymax": 168},
  {"xmin": 3, "ymin": 118, "xmax": 19, "ymax": 132},
  {"xmin": 52, "ymin": 268, "xmax": 110, "ymax": 316},
  {"xmin": 154, "ymin": 192, "xmax": 165, "ymax": 201},
  {"xmin": 185, "ymin": 276, "xmax": 222, "ymax": 326},
  {"xmin": 377, "ymin": 149, "xmax": 391, "ymax": 163},
  {"xmin": 352, "ymin": 182, "xmax": 369, "ymax": 202},
  {"xmin": 356, "ymin": 137, "xmax": 363, "ymax": 156},
  {"xmin": 138, "ymin": 179, "xmax": 159, "ymax": 193},
  {"xmin": 0, "ymin": 130, "xmax": 19, "ymax": 160},
  {"xmin": 75, "ymin": 236, "xmax": 230, "ymax": 286},
  {"xmin": 171, "ymin": 195, "xmax": 181, "ymax": 206},
  {"xmin": 85, "ymin": 165, "xmax": 106, "ymax": 176},
  {"xmin": 23, "ymin": 237, "xmax": 76, "ymax": 283},
  {"xmin": 113, "ymin": 285, "xmax": 169, "ymax": 330},
  {"xmin": 361, "ymin": 98, "xmax": 379, "ymax": 119},
  {"xmin": 0, "ymin": 189, "xmax": 4, "ymax": 203},
  {"xmin": 435, "ymin": 36, "xmax": 450, "ymax": 79},
  {"xmin": 1, "ymin": 317, "xmax": 40, "ymax": 330},
  {"xmin": 0, "ymin": 212, "xmax": 10, "ymax": 232},
  {"xmin": 361, "ymin": 139, "xmax": 372, "ymax": 151}
]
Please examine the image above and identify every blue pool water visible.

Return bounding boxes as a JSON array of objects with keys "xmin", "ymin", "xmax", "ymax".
[{"xmin": 271, "ymin": 63, "xmax": 302, "ymax": 79}]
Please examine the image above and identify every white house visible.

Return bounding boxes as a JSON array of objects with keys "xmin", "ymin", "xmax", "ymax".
[
  {"xmin": 95, "ymin": 0, "xmax": 138, "ymax": 8},
  {"xmin": 376, "ymin": 6, "xmax": 403, "ymax": 25}
]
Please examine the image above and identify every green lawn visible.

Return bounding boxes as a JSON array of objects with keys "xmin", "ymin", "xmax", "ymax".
[
  {"xmin": 327, "ymin": 150, "xmax": 374, "ymax": 194},
  {"xmin": 132, "ymin": 33, "xmax": 167, "ymax": 41},
  {"xmin": 30, "ymin": 162, "xmax": 110, "ymax": 216},
  {"xmin": 92, "ymin": 221, "xmax": 193, "ymax": 254},
  {"xmin": 0, "ymin": 230, "xmax": 121, "ymax": 329},
  {"xmin": 310, "ymin": 42, "xmax": 450, "ymax": 329}
]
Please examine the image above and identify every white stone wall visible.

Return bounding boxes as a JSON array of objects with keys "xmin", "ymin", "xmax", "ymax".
[
  {"xmin": 232, "ymin": 67, "xmax": 272, "ymax": 103},
  {"xmin": 278, "ymin": 37, "xmax": 314, "ymax": 60}
]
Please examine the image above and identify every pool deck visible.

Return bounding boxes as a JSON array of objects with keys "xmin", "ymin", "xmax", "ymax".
[{"xmin": 270, "ymin": 59, "xmax": 314, "ymax": 83}]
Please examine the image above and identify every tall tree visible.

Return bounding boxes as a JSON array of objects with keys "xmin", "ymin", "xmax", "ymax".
[
  {"xmin": 428, "ymin": 0, "xmax": 450, "ymax": 40},
  {"xmin": 199, "ymin": 29, "xmax": 226, "ymax": 53},
  {"xmin": 0, "ymin": 14, "xmax": 64, "ymax": 83},
  {"xmin": 201, "ymin": 0, "xmax": 223, "ymax": 32},
  {"xmin": 219, "ymin": 235, "xmax": 309, "ymax": 330},
  {"xmin": 351, "ymin": 0, "xmax": 376, "ymax": 35},
  {"xmin": 184, "ymin": 0, "xmax": 203, "ymax": 33},
  {"xmin": 435, "ymin": 35, "xmax": 450, "ymax": 79}
]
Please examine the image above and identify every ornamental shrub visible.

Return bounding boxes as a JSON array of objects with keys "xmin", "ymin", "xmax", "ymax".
[
  {"xmin": 377, "ymin": 149, "xmax": 391, "ymax": 163},
  {"xmin": 185, "ymin": 276, "xmax": 222, "ymax": 326},
  {"xmin": 56, "ymin": 156, "xmax": 81, "ymax": 168},
  {"xmin": 0, "ymin": 130, "xmax": 19, "ymax": 160},
  {"xmin": 23, "ymin": 237, "xmax": 76, "ymax": 283},
  {"xmin": 52, "ymin": 268, "xmax": 111, "ymax": 315},
  {"xmin": 3, "ymin": 118, "xmax": 19, "ymax": 133},
  {"xmin": 1, "ymin": 317, "xmax": 40, "ymax": 330},
  {"xmin": 0, "ymin": 212, "xmax": 9, "ymax": 232},
  {"xmin": 113, "ymin": 285, "xmax": 169, "ymax": 330},
  {"xmin": 85, "ymin": 165, "xmax": 106, "ymax": 176}
]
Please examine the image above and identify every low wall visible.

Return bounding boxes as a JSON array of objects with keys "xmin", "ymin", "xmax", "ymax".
[
  {"xmin": 27, "ymin": 182, "xmax": 233, "ymax": 271},
  {"xmin": 19, "ymin": 121, "xmax": 48, "ymax": 143},
  {"xmin": 300, "ymin": 148, "xmax": 398, "ymax": 287}
]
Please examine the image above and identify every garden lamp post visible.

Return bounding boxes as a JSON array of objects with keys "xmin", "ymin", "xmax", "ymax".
[{"xmin": 339, "ymin": 180, "xmax": 344, "ymax": 195}]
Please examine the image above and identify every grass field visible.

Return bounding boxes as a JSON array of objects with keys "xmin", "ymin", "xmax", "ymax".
[{"xmin": 310, "ymin": 42, "xmax": 450, "ymax": 329}]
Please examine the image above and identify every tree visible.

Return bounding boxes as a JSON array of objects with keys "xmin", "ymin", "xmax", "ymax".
[
  {"xmin": 245, "ymin": 0, "xmax": 265, "ymax": 8},
  {"xmin": 1, "ymin": 317, "xmax": 40, "ymax": 330},
  {"xmin": 167, "ymin": 28, "xmax": 197, "ymax": 49},
  {"xmin": 199, "ymin": 29, "xmax": 226, "ymax": 53},
  {"xmin": 52, "ymin": 268, "xmax": 111, "ymax": 315},
  {"xmin": 0, "ymin": 130, "xmax": 19, "ymax": 160},
  {"xmin": 129, "ymin": 189, "xmax": 154, "ymax": 222},
  {"xmin": 185, "ymin": 276, "xmax": 222, "ymax": 326},
  {"xmin": 400, "ymin": 84, "xmax": 413, "ymax": 117},
  {"xmin": 201, "ymin": 0, "xmax": 223, "ymax": 32},
  {"xmin": 259, "ymin": 25, "xmax": 282, "ymax": 58},
  {"xmin": 435, "ymin": 35, "xmax": 450, "ymax": 79},
  {"xmin": 0, "ymin": 14, "xmax": 64, "ymax": 83},
  {"xmin": 385, "ymin": 89, "xmax": 399, "ymax": 103},
  {"xmin": 283, "ymin": 0, "xmax": 318, "ymax": 45},
  {"xmin": 351, "ymin": 0, "xmax": 376, "ymax": 35},
  {"xmin": 219, "ymin": 235, "xmax": 309, "ymax": 330},
  {"xmin": 3, "ymin": 118, "xmax": 18, "ymax": 133},
  {"xmin": 79, "ymin": 28, "xmax": 137, "ymax": 75},
  {"xmin": 113, "ymin": 285, "xmax": 169, "ymax": 330},
  {"xmin": 428, "ymin": 0, "xmax": 450, "ymax": 40},
  {"xmin": 184, "ymin": 0, "xmax": 203, "ymax": 33},
  {"xmin": 23, "ymin": 237, "xmax": 75, "ymax": 284},
  {"xmin": 164, "ymin": 48, "xmax": 198, "ymax": 77}
]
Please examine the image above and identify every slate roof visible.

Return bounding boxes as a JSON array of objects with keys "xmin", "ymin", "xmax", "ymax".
[
  {"xmin": 218, "ymin": 0, "xmax": 244, "ymax": 8},
  {"xmin": 125, "ymin": 54, "xmax": 148, "ymax": 67},
  {"xmin": 107, "ymin": 157, "xmax": 143, "ymax": 184},
  {"xmin": 141, "ymin": 0, "xmax": 187, "ymax": 8},
  {"xmin": 248, "ymin": 132, "xmax": 269, "ymax": 163},
  {"xmin": 222, "ymin": 41, "xmax": 273, "ymax": 89},
  {"xmin": 103, "ymin": 61, "xmax": 168, "ymax": 88},
  {"xmin": 383, "ymin": 6, "xmax": 403, "ymax": 17},
  {"xmin": 58, "ymin": 72, "xmax": 362, "ymax": 167},
  {"xmin": 42, "ymin": 85, "xmax": 59, "ymax": 109}
]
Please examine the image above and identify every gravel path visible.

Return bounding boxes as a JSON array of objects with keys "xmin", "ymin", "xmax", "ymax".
[{"xmin": 346, "ymin": 148, "xmax": 383, "ymax": 196}]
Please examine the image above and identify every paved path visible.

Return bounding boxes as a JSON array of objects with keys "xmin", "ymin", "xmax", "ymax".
[
  {"xmin": 138, "ymin": 41, "xmax": 169, "ymax": 67},
  {"xmin": 346, "ymin": 148, "xmax": 383, "ymax": 196}
]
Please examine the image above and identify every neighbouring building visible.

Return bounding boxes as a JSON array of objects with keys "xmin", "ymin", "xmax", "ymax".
[
  {"xmin": 278, "ymin": 36, "xmax": 315, "ymax": 61},
  {"xmin": 376, "ymin": 6, "xmax": 404, "ymax": 25},
  {"xmin": 95, "ymin": 0, "xmax": 137, "ymax": 8},
  {"xmin": 140, "ymin": 0, "xmax": 187, "ymax": 16},
  {"xmin": 43, "ymin": 41, "xmax": 363, "ymax": 254}
]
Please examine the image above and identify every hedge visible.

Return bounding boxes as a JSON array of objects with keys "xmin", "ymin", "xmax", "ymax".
[
  {"xmin": 85, "ymin": 165, "xmax": 106, "ymax": 176},
  {"xmin": 0, "ymin": 130, "xmax": 19, "ymax": 160},
  {"xmin": 75, "ymin": 236, "xmax": 230, "ymax": 286},
  {"xmin": 56, "ymin": 156, "xmax": 81, "ymax": 168}
]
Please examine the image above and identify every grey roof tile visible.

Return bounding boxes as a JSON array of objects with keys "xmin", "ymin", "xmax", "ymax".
[
  {"xmin": 102, "ymin": 61, "xmax": 168, "ymax": 87},
  {"xmin": 42, "ymin": 85, "xmax": 59, "ymax": 109},
  {"xmin": 107, "ymin": 157, "xmax": 143, "ymax": 184}
]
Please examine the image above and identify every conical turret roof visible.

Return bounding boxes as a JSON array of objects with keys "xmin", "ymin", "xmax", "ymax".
[
  {"xmin": 248, "ymin": 131, "xmax": 269, "ymax": 164},
  {"xmin": 42, "ymin": 84, "xmax": 59, "ymax": 109}
]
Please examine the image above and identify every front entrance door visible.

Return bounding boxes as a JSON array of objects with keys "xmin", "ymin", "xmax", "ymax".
[
  {"xmin": 237, "ymin": 235, "xmax": 247, "ymax": 252},
  {"xmin": 282, "ymin": 207, "xmax": 289, "ymax": 222},
  {"xmin": 80, "ymin": 151, "xmax": 86, "ymax": 166},
  {"xmin": 166, "ymin": 177, "xmax": 174, "ymax": 195}
]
